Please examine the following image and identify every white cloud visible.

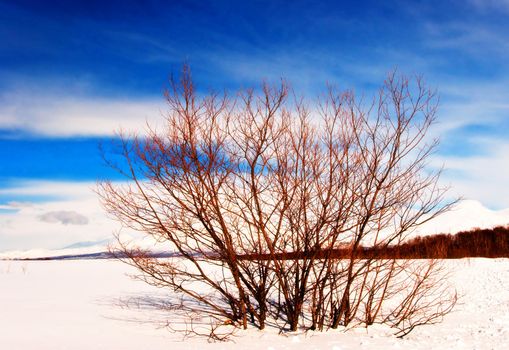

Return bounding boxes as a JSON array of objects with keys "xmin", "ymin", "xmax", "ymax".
[
  {"xmin": 434, "ymin": 141, "xmax": 509, "ymax": 209},
  {"xmin": 0, "ymin": 92, "xmax": 165, "ymax": 137},
  {"xmin": 38, "ymin": 210, "xmax": 89, "ymax": 225}
]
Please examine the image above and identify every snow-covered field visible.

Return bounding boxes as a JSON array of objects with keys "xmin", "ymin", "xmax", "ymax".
[{"xmin": 0, "ymin": 258, "xmax": 507, "ymax": 349}]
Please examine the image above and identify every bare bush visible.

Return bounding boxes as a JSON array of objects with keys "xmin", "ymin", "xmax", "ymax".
[{"xmin": 98, "ymin": 65, "xmax": 457, "ymax": 338}]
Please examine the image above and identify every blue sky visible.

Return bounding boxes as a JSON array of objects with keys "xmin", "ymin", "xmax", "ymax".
[{"xmin": 1, "ymin": 0, "xmax": 509, "ymax": 250}]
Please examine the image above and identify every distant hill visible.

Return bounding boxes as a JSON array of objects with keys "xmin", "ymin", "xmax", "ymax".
[
  {"xmin": 2, "ymin": 200, "xmax": 509, "ymax": 260},
  {"xmin": 62, "ymin": 239, "xmax": 111, "ymax": 250},
  {"xmin": 413, "ymin": 200, "xmax": 509, "ymax": 236}
]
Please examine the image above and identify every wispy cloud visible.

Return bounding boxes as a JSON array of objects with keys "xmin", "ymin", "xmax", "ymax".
[
  {"xmin": 468, "ymin": 0, "xmax": 509, "ymax": 14},
  {"xmin": 0, "ymin": 91, "xmax": 164, "ymax": 137}
]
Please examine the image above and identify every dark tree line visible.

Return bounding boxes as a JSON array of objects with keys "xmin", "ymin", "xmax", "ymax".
[{"xmin": 385, "ymin": 226, "xmax": 509, "ymax": 259}]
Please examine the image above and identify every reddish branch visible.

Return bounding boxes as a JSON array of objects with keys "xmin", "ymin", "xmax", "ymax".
[{"xmin": 99, "ymin": 65, "xmax": 457, "ymax": 338}]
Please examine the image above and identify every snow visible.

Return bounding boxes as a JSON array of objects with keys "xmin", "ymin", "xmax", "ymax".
[
  {"xmin": 0, "ymin": 258, "xmax": 508, "ymax": 349},
  {"xmin": 415, "ymin": 200, "xmax": 509, "ymax": 236},
  {"xmin": 0, "ymin": 235, "xmax": 165, "ymax": 260},
  {"xmin": 0, "ymin": 245, "xmax": 108, "ymax": 260}
]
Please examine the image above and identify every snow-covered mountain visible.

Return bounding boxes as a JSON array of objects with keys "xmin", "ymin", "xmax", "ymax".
[
  {"xmin": 415, "ymin": 199, "xmax": 509, "ymax": 236},
  {"xmin": 0, "ymin": 240, "xmax": 113, "ymax": 260}
]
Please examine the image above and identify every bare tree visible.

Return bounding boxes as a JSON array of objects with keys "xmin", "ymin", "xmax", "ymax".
[{"xmin": 98, "ymin": 65, "xmax": 456, "ymax": 338}]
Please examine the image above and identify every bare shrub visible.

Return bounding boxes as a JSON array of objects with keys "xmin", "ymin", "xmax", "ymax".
[{"xmin": 98, "ymin": 65, "xmax": 456, "ymax": 338}]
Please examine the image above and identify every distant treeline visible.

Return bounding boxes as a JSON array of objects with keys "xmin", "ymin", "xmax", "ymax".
[
  {"xmin": 385, "ymin": 226, "xmax": 509, "ymax": 259},
  {"xmin": 237, "ymin": 226, "xmax": 509, "ymax": 260}
]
